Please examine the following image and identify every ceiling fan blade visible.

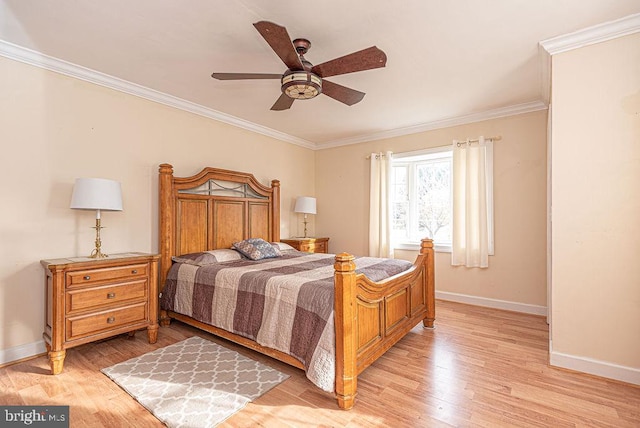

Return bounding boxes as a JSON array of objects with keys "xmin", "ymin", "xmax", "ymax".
[
  {"xmin": 312, "ymin": 46, "xmax": 387, "ymax": 78},
  {"xmin": 211, "ymin": 73, "xmax": 282, "ymax": 80},
  {"xmin": 253, "ymin": 21, "xmax": 304, "ymax": 71},
  {"xmin": 271, "ymin": 93, "xmax": 295, "ymax": 111},
  {"xmin": 321, "ymin": 80, "xmax": 365, "ymax": 106}
]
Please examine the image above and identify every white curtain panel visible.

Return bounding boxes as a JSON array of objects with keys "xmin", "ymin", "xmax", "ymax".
[
  {"xmin": 369, "ymin": 151, "xmax": 393, "ymax": 258},
  {"xmin": 452, "ymin": 137, "xmax": 490, "ymax": 268}
]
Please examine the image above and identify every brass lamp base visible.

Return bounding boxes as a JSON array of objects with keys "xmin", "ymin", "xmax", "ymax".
[
  {"xmin": 89, "ymin": 248, "xmax": 109, "ymax": 259},
  {"xmin": 302, "ymin": 215, "xmax": 309, "ymax": 238},
  {"xmin": 89, "ymin": 218, "xmax": 109, "ymax": 258}
]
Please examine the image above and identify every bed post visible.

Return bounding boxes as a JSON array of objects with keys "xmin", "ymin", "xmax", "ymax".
[
  {"xmin": 158, "ymin": 163, "xmax": 174, "ymax": 326},
  {"xmin": 271, "ymin": 179, "xmax": 280, "ymax": 241},
  {"xmin": 421, "ymin": 238, "xmax": 436, "ymax": 328},
  {"xmin": 334, "ymin": 253, "xmax": 357, "ymax": 410}
]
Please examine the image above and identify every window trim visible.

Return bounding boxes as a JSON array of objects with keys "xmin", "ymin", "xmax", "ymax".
[
  {"xmin": 395, "ymin": 241, "xmax": 452, "ymax": 253},
  {"xmin": 392, "ymin": 145, "xmax": 453, "ymax": 160}
]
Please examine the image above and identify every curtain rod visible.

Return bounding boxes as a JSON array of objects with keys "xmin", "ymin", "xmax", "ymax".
[
  {"xmin": 366, "ymin": 135, "xmax": 502, "ymax": 159},
  {"xmin": 456, "ymin": 135, "xmax": 502, "ymax": 147}
]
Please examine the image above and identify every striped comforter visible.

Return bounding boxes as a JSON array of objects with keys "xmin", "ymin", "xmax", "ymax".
[{"xmin": 160, "ymin": 251, "xmax": 413, "ymax": 392}]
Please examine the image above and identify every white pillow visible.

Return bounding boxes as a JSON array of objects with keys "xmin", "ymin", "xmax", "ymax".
[
  {"xmin": 172, "ymin": 248, "xmax": 243, "ymax": 266},
  {"xmin": 272, "ymin": 242, "xmax": 296, "ymax": 252}
]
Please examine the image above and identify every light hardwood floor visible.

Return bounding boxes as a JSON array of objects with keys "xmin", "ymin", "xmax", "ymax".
[{"xmin": 1, "ymin": 300, "xmax": 638, "ymax": 427}]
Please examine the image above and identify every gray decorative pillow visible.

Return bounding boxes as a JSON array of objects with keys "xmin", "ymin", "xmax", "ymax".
[
  {"xmin": 172, "ymin": 249, "xmax": 243, "ymax": 266},
  {"xmin": 233, "ymin": 238, "xmax": 282, "ymax": 261}
]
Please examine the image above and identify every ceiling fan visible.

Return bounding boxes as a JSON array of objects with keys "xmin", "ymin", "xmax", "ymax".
[{"xmin": 211, "ymin": 21, "xmax": 387, "ymax": 111}]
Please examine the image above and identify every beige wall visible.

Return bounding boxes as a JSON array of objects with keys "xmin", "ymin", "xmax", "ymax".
[
  {"xmin": 551, "ymin": 33, "xmax": 640, "ymax": 369},
  {"xmin": 315, "ymin": 111, "xmax": 548, "ymax": 307},
  {"xmin": 0, "ymin": 56, "xmax": 315, "ymax": 353},
  {"xmin": 0, "ymin": 51, "xmax": 550, "ymax": 358}
]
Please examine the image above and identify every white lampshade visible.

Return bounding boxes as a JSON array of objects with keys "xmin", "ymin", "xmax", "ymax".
[
  {"xmin": 294, "ymin": 196, "xmax": 316, "ymax": 214},
  {"xmin": 70, "ymin": 178, "xmax": 123, "ymax": 212}
]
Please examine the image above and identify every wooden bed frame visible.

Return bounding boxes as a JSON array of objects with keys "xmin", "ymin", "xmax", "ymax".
[{"xmin": 158, "ymin": 163, "xmax": 435, "ymax": 409}]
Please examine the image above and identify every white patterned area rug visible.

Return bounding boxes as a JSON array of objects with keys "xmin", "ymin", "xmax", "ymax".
[{"xmin": 102, "ymin": 336, "xmax": 289, "ymax": 427}]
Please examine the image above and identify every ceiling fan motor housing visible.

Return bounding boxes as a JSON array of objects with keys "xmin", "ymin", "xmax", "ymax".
[{"xmin": 281, "ymin": 70, "xmax": 322, "ymax": 100}]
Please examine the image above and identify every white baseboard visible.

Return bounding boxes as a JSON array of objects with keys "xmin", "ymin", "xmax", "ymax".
[
  {"xmin": 550, "ymin": 350, "xmax": 640, "ymax": 386},
  {"xmin": 0, "ymin": 340, "xmax": 47, "ymax": 366},
  {"xmin": 435, "ymin": 290, "xmax": 548, "ymax": 316}
]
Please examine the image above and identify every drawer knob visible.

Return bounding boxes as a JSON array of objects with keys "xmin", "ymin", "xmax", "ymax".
[
  {"xmin": 106, "ymin": 292, "xmax": 116, "ymax": 299},
  {"xmin": 131, "ymin": 269, "xmax": 138, "ymax": 274},
  {"xmin": 106, "ymin": 317, "xmax": 115, "ymax": 324},
  {"xmin": 83, "ymin": 275, "xmax": 90, "ymax": 280}
]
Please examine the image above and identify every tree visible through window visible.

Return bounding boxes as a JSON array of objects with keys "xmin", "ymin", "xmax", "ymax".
[{"xmin": 391, "ymin": 148, "xmax": 453, "ymax": 249}]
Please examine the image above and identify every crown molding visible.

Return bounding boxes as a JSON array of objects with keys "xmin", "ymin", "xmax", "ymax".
[
  {"xmin": 1, "ymin": 39, "xmax": 550, "ymax": 151},
  {"xmin": 540, "ymin": 13, "xmax": 640, "ymax": 55},
  {"xmin": 0, "ymin": 40, "xmax": 315, "ymax": 149},
  {"xmin": 315, "ymin": 101, "xmax": 548, "ymax": 150}
]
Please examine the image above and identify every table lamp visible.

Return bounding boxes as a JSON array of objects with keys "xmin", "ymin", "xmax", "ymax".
[
  {"xmin": 70, "ymin": 177, "xmax": 123, "ymax": 258},
  {"xmin": 294, "ymin": 196, "xmax": 316, "ymax": 238}
]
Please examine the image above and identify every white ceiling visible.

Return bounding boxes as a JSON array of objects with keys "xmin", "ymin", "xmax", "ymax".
[{"xmin": 1, "ymin": 1, "xmax": 639, "ymax": 148}]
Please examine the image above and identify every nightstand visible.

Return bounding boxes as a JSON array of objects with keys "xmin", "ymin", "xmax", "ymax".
[
  {"xmin": 281, "ymin": 237, "xmax": 330, "ymax": 253},
  {"xmin": 41, "ymin": 252, "xmax": 159, "ymax": 374}
]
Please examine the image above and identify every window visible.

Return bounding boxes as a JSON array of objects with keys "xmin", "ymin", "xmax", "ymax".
[
  {"xmin": 391, "ymin": 145, "xmax": 494, "ymax": 253},
  {"xmin": 391, "ymin": 147, "xmax": 453, "ymax": 251}
]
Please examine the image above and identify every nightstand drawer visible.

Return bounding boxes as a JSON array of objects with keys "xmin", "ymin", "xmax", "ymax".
[
  {"xmin": 301, "ymin": 241, "xmax": 327, "ymax": 253},
  {"xmin": 66, "ymin": 280, "xmax": 147, "ymax": 314},
  {"xmin": 66, "ymin": 263, "xmax": 148, "ymax": 287},
  {"xmin": 281, "ymin": 237, "xmax": 329, "ymax": 254},
  {"xmin": 66, "ymin": 302, "xmax": 147, "ymax": 341}
]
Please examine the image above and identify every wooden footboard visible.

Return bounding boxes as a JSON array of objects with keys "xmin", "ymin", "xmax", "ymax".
[{"xmin": 334, "ymin": 239, "xmax": 435, "ymax": 409}]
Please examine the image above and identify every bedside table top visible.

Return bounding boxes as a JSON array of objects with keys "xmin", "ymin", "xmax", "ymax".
[
  {"xmin": 41, "ymin": 252, "xmax": 159, "ymax": 268},
  {"xmin": 281, "ymin": 237, "xmax": 329, "ymax": 242}
]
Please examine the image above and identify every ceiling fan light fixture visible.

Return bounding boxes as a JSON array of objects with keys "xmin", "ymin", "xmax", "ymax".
[{"xmin": 281, "ymin": 71, "xmax": 322, "ymax": 100}]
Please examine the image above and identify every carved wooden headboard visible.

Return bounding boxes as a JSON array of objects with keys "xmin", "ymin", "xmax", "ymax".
[{"xmin": 158, "ymin": 163, "xmax": 280, "ymax": 286}]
